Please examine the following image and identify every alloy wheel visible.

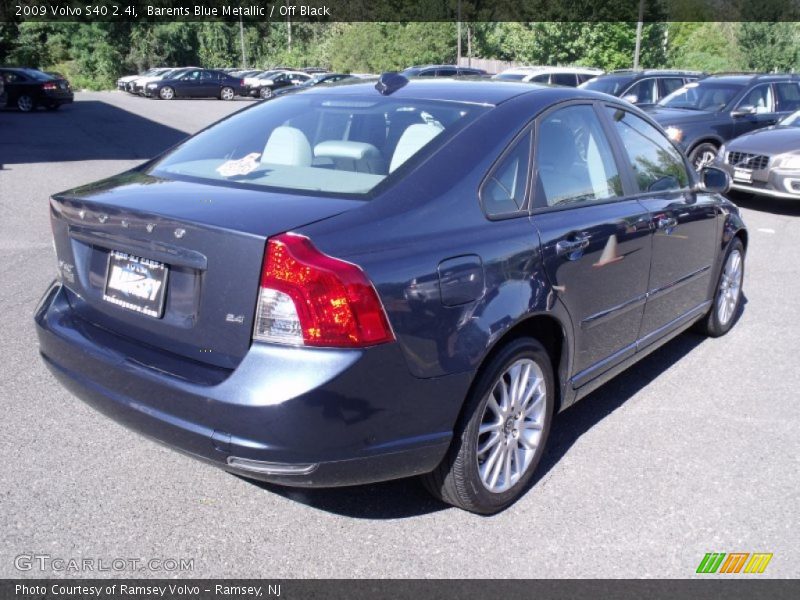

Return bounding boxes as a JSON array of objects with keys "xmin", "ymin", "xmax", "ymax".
[
  {"xmin": 221, "ymin": 87, "xmax": 234, "ymax": 100},
  {"xmin": 260, "ymin": 87, "xmax": 273, "ymax": 99},
  {"xmin": 476, "ymin": 358, "xmax": 546, "ymax": 494},
  {"xmin": 159, "ymin": 87, "xmax": 174, "ymax": 100},
  {"xmin": 716, "ymin": 248, "xmax": 743, "ymax": 326},
  {"xmin": 17, "ymin": 95, "xmax": 34, "ymax": 112},
  {"xmin": 693, "ymin": 149, "xmax": 717, "ymax": 170}
]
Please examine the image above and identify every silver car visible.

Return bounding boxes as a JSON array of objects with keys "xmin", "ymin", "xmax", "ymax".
[{"xmin": 716, "ymin": 109, "xmax": 800, "ymax": 199}]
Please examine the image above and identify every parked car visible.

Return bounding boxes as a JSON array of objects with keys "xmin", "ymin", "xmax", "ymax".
[
  {"xmin": 35, "ymin": 75, "xmax": 747, "ymax": 514},
  {"xmin": 579, "ymin": 69, "xmax": 704, "ymax": 106},
  {"xmin": 714, "ymin": 108, "xmax": 800, "ymax": 199},
  {"xmin": 117, "ymin": 68, "xmax": 170, "ymax": 91},
  {"xmin": 144, "ymin": 68, "xmax": 245, "ymax": 100},
  {"xmin": 245, "ymin": 70, "xmax": 312, "ymax": 99},
  {"xmin": 127, "ymin": 67, "xmax": 194, "ymax": 94},
  {"xmin": 402, "ymin": 65, "xmax": 487, "ymax": 77},
  {"xmin": 0, "ymin": 67, "xmax": 73, "ymax": 111},
  {"xmin": 646, "ymin": 73, "xmax": 800, "ymax": 170},
  {"xmin": 272, "ymin": 73, "xmax": 355, "ymax": 97},
  {"xmin": 241, "ymin": 69, "xmax": 283, "ymax": 89},
  {"xmin": 495, "ymin": 66, "xmax": 603, "ymax": 87}
]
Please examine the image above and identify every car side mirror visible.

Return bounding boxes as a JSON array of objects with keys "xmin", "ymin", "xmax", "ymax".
[
  {"xmin": 732, "ymin": 105, "xmax": 756, "ymax": 117},
  {"xmin": 696, "ymin": 166, "xmax": 730, "ymax": 194},
  {"xmin": 622, "ymin": 93, "xmax": 638, "ymax": 104}
]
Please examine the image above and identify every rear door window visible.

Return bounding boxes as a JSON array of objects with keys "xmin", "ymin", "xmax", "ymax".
[
  {"xmin": 660, "ymin": 77, "xmax": 685, "ymax": 97},
  {"xmin": 775, "ymin": 82, "xmax": 800, "ymax": 112},
  {"xmin": 605, "ymin": 107, "xmax": 690, "ymax": 193},
  {"xmin": 534, "ymin": 104, "xmax": 623, "ymax": 208},
  {"xmin": 551, "ymin": 73, "xmax": 578, "ymax": 87}
]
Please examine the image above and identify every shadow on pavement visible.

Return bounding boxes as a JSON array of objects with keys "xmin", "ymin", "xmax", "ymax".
[
  {"xmin": 0, "ymin": 100, "xmax": 188, "ymax": 166},
  {"xmin": 244, "ymin": 328, "xmax": 722, "ymax": 519},
  {"xmin": 728, "ymin": 191, "xmax": 800, "ymax": 217}
]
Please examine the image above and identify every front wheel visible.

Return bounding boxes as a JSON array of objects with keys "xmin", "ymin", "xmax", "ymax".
[
  {"xmin": 698, "ymin": 238, "xmax": 745, "ymax": 337},
  {"xmin": 159, "ymin": 86, "xmax": 175, "ymax": 100},
  {"xmin": 259, "ymin": 87, "xmax": 273, "ymax": 100},
  {"xmin": 422, "ymin": 337, "xmax": 554, "ymax": 514},
  {"xmin": 220, "ymin": 86, "xmax": 235, "ymax": 101},
  {"xmin": 689, "ymin": 142, "xmax": 718, "ymax": 171}
]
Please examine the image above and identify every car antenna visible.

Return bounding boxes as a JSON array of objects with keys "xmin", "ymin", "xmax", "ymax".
[{"xmin": 375, "ymin": 72, "xmax": 408, "ymax": 96}]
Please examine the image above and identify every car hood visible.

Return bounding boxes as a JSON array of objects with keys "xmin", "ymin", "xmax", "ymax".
[
  {"xmin": 726, "ymin": 126, "xmax": 800, "ymax": 155},
  {"xmin": 645, "ymin": 106, "xmax": 716, "ymax": 125}
]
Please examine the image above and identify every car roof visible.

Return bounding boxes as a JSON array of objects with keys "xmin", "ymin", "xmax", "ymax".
[
  {"xmin": 501, "ymin": 66, "xmax": 602, "ymax": 75},
  {"xmin": 300, "ymin": 77, "xmax": 610, "ymax": 106}
]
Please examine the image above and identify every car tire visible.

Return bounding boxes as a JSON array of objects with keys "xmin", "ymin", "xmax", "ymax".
[
  {"xmin": 159, "ymin": 86, "xmax": 175, "ymax": 100},
  {"xmin": 689, "ymin": 142, "xmax": 718, "ymax": 171},
  {"xmin": 698, "ymin": 238, "xmax": 745, "ymax": 337},
  {"xmin": 259, "ymin": 87, "xmax": 273, "ymax": 100},
  {"xmin": 17, "ymin": 94, "xmax": 34, "ymax": 112},
  {"xmin": 422, "ymin": 337, "xmax": 554, "ymax": 514},
  {"xmin": 220, "ymin": 86, "xmax": 235, "ymax": 101}
]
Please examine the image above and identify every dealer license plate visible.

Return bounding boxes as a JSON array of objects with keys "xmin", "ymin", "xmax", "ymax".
[{"xmin": 103, "ymin": 251, "xmax": 169, "ymax": 318}]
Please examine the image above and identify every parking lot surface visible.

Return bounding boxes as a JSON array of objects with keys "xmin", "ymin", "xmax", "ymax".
[{"xmin": 1, "ymin": 92, "xmax": 798, "ymax": 578}]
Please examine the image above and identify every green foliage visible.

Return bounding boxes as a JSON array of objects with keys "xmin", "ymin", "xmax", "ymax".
[{"xmin": 0, "ymin": 20, "xmax": 796, "ymax": 90}]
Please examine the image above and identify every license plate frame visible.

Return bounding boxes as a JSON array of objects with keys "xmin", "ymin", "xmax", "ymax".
[
  {"xmin": 733, "ymin": 168, "xmax": 753, "ymax": 183},
  {"xmin": 103, "ymin": 251, "xmax": 169, "ymax": 318}
]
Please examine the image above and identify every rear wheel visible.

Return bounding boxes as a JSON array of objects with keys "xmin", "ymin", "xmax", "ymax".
[
  {"xmin": 422, "ymin": 337, "xmax": 554, "ymax": 514},
  {"xmin": 698, "ymin": 238, "xmax": 745, "ymax": 337},
  {"xmin": 689, "ymin": 142, "xmax": 718, "ymax": 171},
  {"xmin": 220, "ymin": 86, "xmax": 235, "ymax": 101},
  {"xmin": 159, "ymin": 86, "xmax": 175, "ymax": 100},
  {"xmin": 259, "ymin": 87, "xmax": 273, "ymax": 100},
  {"xmin": 17, "ymin": 94, "xmax": 34, "ymax": 112}
]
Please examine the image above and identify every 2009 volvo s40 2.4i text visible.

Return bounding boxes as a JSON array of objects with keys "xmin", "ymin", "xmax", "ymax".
[{"xmin": 35, "ymin": 75, "xmax": 747, "ymax": 514}]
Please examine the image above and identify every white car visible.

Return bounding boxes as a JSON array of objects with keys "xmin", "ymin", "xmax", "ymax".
[
  {"xmin": 117, "ymin": 68, "xmax": 171, "ymax": 92},
  {"xmin": 493, "ymin": 66, "xmax": 603, "ymax": 87}
]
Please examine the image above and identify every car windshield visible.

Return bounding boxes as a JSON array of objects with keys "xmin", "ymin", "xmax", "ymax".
[
  {"xmin": 150, "ymin": 95, "xmax": 486, "ymax": 196},
  {"xmin": 493, "ymin": 73, "xmax": 529, "ymax": 81},
  {"xmin": 779, "ymin": 109, "xmax": 800, "ymax": 127},
  {"xmin": 255, "ymin": 70, "xmax": 281, "ymax": 80},
  {"xmin": 659, "ymin": 81, "xmax": 745, "ymax": 111},
  {"xmin": 578, "ymin": 76, "xmax": 631, "ymax": 96}
]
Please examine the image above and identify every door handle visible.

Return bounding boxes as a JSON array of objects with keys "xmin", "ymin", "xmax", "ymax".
[
  {"xmin": 657, "ymin": 216, "xmax": 678, "ymax": 230},
  {"xmin": 556, "ymin": 235, "xmax": 590, "ymax": 258}
]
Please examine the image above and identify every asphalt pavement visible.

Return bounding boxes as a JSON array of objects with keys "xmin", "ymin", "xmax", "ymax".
[{"xmin": 1, "ymin": 92, "xmax": 798, "ymax": 578}]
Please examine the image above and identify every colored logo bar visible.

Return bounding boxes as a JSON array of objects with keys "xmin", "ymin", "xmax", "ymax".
[{"xmin": 697, "ymin": 552, "xmax": 773, "ymax": 574}]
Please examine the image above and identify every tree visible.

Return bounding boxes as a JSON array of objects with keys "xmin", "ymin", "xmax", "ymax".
[{"xmin": 738, "ymin": 23, "xmax": 800, "ymax": 72}]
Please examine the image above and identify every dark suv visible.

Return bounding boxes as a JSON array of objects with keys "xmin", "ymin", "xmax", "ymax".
[
  {"xmin": 579, "ymin": 69, "xmax": 704, "ymax": 108},
  {"xmin": 401, "ymin": 65, "xmax": 487, "ymax": 77},
  {"xmin": 646, "ymin": 73, "xmax": 800, "ymax": 170}
]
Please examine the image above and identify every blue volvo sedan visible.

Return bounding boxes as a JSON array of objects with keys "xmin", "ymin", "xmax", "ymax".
[{"xmin": 35, "ymin": 75, "xmax": 747, "ymax": 513}]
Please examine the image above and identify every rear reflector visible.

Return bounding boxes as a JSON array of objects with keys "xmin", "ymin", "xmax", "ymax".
[{"xmin": 253, "ymin": 233, "xmax": 394, "ymax": 348}]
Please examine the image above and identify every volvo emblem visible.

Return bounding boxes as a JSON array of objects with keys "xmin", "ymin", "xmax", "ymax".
[
  {"xmin": 146, "ymin": 223, "xmax": 156, "ymax": 233},
  {"xmin": 98, "ymin": 214, "xmax": 108, "ymax": 223}
]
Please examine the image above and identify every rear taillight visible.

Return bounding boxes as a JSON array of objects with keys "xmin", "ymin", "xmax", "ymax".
[
  {"xmin": 240, "ymin": 79, "xmax": 246, "ymax": 86},
  {"xmin": 42, "ymin": 82, "xmax": 57, "ymax": 91},
  {"xmin": 253, "ymin": 233, "xmax": 394, "ymax": 348}
]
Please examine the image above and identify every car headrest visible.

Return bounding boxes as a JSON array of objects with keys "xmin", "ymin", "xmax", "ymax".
[
  {"xmin": 261, "ymin": 126, "xmax": 312, "ymax": 167},
  {"xmin": 389, "ymin": 124, "xmax": 443, "ymax": 173}
]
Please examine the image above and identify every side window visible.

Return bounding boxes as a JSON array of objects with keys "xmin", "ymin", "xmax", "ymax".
[
  {"xmin": 530, "ymin": 73, "xmax": 550, "ymax": 83},
  {"xmin": 775, "ymin": 82, "xmax": 800, "ymax": 112},
  {"xmin": 552, "ymin": 73, "xmax": 578, "ymax": 87},
  {"xmin": 418, "ymin": 70, "xmax": 437, "ymax": 78},
  {"xmin": 577, "ymin": 73, "xmax": 596, "ymax": 84},
  {"xmin": 436, "ymin": 68, "xmax": 457, "ymax": 77},
  {"xmin": 605, "ymin": 107, "xmax": 690, "ymax": 193},
  {"xmin": 660, "ymin": 77, "xmax": 685, "ymax": 97},
  {"xmin": 738, "ymin": 84, "xmax": 774, "ymax": 113},
  {"xmin": 535, "ymin": 105, "xmax": 623, "ymax": 208},
  {"xmin": 481, "ymin": 131, "xmax": 532, "ymax": 216},
  {"xmin": 625, "ymin": 79, "xmax": 657, "ymax": 104}
]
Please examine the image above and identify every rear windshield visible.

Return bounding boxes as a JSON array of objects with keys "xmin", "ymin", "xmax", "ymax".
[
  {"xmin": 21, "ymin": 69, "xmax": 55, "ymax": 81},
  {"xmin": 579, "ymin": 76, "xmax": 631, "ymax": 96},
  {"xmin": 150, "ymin": 94, "xmax": 486, "ymax": 196},
  {"xmin": 659, "ymin": 81, "xmax": 745, "ymax": 111}
]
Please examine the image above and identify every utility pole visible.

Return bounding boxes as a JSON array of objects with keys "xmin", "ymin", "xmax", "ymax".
[
  {"xmin": 239, "ymin": 15, "xmax": 247, "ymax": 69},
  {"xmin": 456, "ymin": 0, "xmax": 462, "ymax": 66},
  {"xmin": 633, "ymin": 0, "xmax": 644, "ymax": 69}
]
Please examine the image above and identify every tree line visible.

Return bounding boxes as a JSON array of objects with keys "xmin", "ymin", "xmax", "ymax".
[{"xmin": 0, "ymin": 21, "xmax": 797, "ymax": 89}]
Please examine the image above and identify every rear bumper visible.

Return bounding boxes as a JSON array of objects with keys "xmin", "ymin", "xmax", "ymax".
[
  {"xmin": 35, "ymin": 282, "xmax": 469, "ymax": 487},
  {"xmin": 43, "ymin": 92, "xmax": 73, "ymax": 106}
]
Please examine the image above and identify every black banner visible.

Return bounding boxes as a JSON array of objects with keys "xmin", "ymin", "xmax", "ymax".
[
  {"xmin": 2, "ymin": 580, "xmax": 800, "ymax": 600},
  {"xmin": 2, "ymin": 0, "xmax": 800, "ymax": 22}
]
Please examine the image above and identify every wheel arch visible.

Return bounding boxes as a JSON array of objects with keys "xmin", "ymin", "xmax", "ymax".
[
  {"xmin": 456, "ymin": 312, "xmax": 571, "ymax": 428},
  {"xmin": 687, "ymin": 136, "xmax": 724, "ymax": 155}
]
